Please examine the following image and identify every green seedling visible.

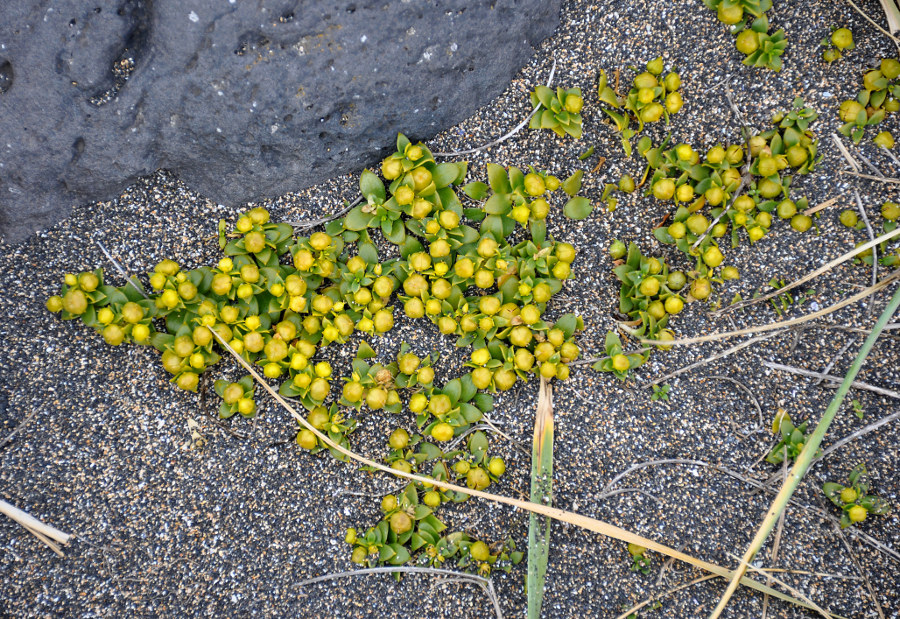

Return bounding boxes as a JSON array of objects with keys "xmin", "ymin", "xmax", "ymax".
[
  {"xmin": 821, "ymin": 27, "xmax": 854, "ymax": 63},
  {"xmin": 823, "ymin": 464, "xmax": 892, "ymax": 528},
  {"xmin": 651, "ymin": 384, "xmax": 671, "ymax": 401},
  {"xmin": 767, "ymin": 409, "xmax": 821, "ymax": 465},
  {"xmin": 597, "ymin": 57, "xmax": 683, "ymax": 156},
  {"xmin": 529, "ymin": 85, "xmax": 584, "ymax": 139},
  {"xmin": 627, "ymin": 543, "xmax": 652, "ymax": 575},
  {"xmin": 214, "ymin": 375, "xmax": 256, "ymax": 418},
  {"xmin": 703, "ymin": 0, "xmax": 785, "ymax": 71}
]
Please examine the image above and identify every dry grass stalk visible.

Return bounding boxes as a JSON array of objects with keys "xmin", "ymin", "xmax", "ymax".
[
  {"xmin": 643, "ymin": 271, "xmax": 900, "ymax": 347},
  {"xmin": 431, "ymin": 60, "xmax": 557, "ymax": 158},
  {"xmin": 0, "ymin": 499, "xmax": 72, "ymax": 556},
  {"xmin": 709, "ymin": 282, "xmax": 900, "ymax": 617},
  {"xmin": 711, "ymin": 226, "xmax": 900, "ymax": 316},
  {"xmin": 207, "ymin": 330, "xmax": 820, "ymax": 612},
  {"xmin": 763, "ymin": 361, "xmax": 900, "ymax": 399},
  {"xmin": 527, "ymin": 377, "xmax": 554, "ymax": 618},
  {"xmin": 803, "ymin": 196, "xmax": 842, "ymax": 216}
]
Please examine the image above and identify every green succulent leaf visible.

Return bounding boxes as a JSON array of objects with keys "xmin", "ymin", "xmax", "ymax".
[{"xmin": 563, "ymin": 197, "xmax": 593, "ymax": 220}]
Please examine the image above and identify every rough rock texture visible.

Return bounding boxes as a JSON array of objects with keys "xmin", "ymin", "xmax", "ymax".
[{"xmin": 0, "ymin": 0, "xmax": 560, "ymax": 243}]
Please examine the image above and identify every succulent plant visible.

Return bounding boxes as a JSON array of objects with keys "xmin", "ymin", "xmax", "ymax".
[
  {"xmin": 703, "ymin": 0, "xmax": 785, "ymax": 71},
  {"xmin": 821, "ymin": 26, "xmax": 854, "ymax": 63},
  {"xmin": 214, "ymin": 375, "xmax": 256, "ymax": 418},
  {"xmin": 823, "ymin": 464, "xmax": 892, "ymax": 528},
  {"xmin": 47, "ymin": 130, "xmax": 599, "ymax": 577},
  {"xmin": 839, "ymin": 57, "xmax": 900, "ymax": 144},
  {"xmin": 529, "ymin": 85, "xmax": 584, "ymax": 138},
  {"xmin": 597, "ymin": 57, "xmax": 683, "ymax": 156}
]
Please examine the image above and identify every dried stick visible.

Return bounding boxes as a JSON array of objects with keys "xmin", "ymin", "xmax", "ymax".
[
  {"xmin": 879, "ymin": 144, "xmax": 900, "ymax": 168},
  {"xmin": 600, "ymin": 458, "xmax": 900, "ymax": 562},
  {"xmin": 297, "ymin": 566, "xmax": 503, "ymax": 619},
  {"xmin": 431, "ymin": 60, "xmax": 557, "ymax": 158},
  {"xmin": 207, "ymin": 330, "xmax": 817, "ymax": 609},
  {"xmin": 285, "ymin": 196, "xmax": 361, "ymax": 230},
  {"xmin": 444, "ymin": 422, "xmax": 527, "ymax": 455},
  {"xmin": 642, "ymin": 271, "xmax": 900, "ymax": 347},
  {"xmin": 845, "ymin": 0, "xmax": 900, "ymax": 52},
  {"xmin": 644, "ymin": 331, "xmax": 783, "ymax": 387},
  {"xmin": 704, "ymin": 375, "xmax": 764, "ymax": 427},
  {"xmin": 570, "ymin": 347, "xmax": 652, "ymax": 367},
  {"xmin": 813, "ymin": 338, "xmax": 856, "ymax": 386},
  {"xmin": 0, "ymin": 409, "xmax": 38, "ymax": 451},
  {"xmin": 710, "ymin": 283, "xmax": 900, "ymax": 616},
  {"xmin": 711, "ymin": 226, "xmax": 900, "ymax": 316},
  {"xmin": 832, "ymin": 133, "xmax": 862, "ymax": 172},
  {"xmin": 763, "ymin": 362, "xmax": 900, "ymax": 399},
  {"xmin": 853, "ymin": 190, "xmax": 879, "ymax": 315},
  {"xmin": 818, "ymin": 409, "xmax": 900, "ymax": 461},
  {"xmin": 0, "ymin": 499, "xmax": 72, "ymax": 553},
  {"xmin": 762, "ymin": 450, "xmax": 789, "ymax": 619},
  {"xmin": 732, "ymin": 556, "xmax": 834, "ymax": 619},
  {"xmin": 95, "ymin": 241, "xmax": 151, "ymax": 300},
  {"xmin": 839, "ymin": 169, "xmax": 900, "ymax": 184},
  {"xmin": 803, "ymin": 196, "xmax": 842, "ymax": 217},
  {"xmin": 852, "ymin": 149, "xmax": 885, "ymax": 178}
]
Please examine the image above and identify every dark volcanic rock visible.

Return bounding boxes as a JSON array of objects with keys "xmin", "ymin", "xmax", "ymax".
[{"xmin": 0, "ymin": 0, "xmax": 560, "ymax": 243}]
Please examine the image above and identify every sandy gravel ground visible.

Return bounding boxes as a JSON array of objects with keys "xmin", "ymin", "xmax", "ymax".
[{"xmin": 1, "ymin": 0, "xmax": 898, "ymax": 617}]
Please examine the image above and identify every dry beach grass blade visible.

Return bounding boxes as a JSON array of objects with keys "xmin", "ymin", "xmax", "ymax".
[
  {"xmin": 527, "ymin": 377, "xmax": 553, "ymax": 619},
  {"xmin": 878, "ymin": 0, "xmax": 900, "ymax": 33},
  {"xmin": 207, "ymin": 330, "xmax": 822, "ymax": 613},
  {"xmin": 711, "ymin": 226, "xmax": 900, "ymax": 316},
  {"xmin": 0, "ymin": 499, "xmax": 72, "ymax": 557},
  {"xmin": 643, "ymin": 270, "xmax": 900, "ymax": 347},
  {"xmin": 709, "ymin": 282, "xmax": 900, "ymax": 617}
]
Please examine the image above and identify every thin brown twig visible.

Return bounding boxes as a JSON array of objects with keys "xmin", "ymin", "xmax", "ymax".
[
  {"xmin": 644, "ymin": 331, "xmax": 783, "ymax": 387},
  {"xmin": 296, "ymin": 566, "xmax": 503, "ymax": 619},
  {"xmin": 818, "ymin": 409, "xmax": 900, "ymax": 462},
  {"xmin": 0, "ymin": 409, "xmax": 38, "ymax": 451},
  {"xmin": 853, "ymin": 189, "xmax": 878, "ymax": 316},
  {"xmin": 570, "ymin": 347, "xmax": 651, "ymax": 367},
  {"xmin": 209, "ymin": 332, "xmax": 820, "ymax": 607},
  {"xmin": 853, "ymin": 148, "xmax": 886, "ymax": 178},
  {"xmin": 845, "ymin": 0, "xmax": 900, "ymax": 52},
  {"xmin": 431, "ymin": 60, "xmax": 557, "ymax": 158},
  {"xmin": 839, "ymin": 169, "xmax": 900, "ymax": 184},
  {"xmin": 763, "ymin": 361, "xmax": 900, "ymax": 399},
  {"xmin": 284, "ymin": 196, "xmax": 361, "ymax": 230},
  {"xmin": 832, "ymin": 133, "xmax": 861, "ymax": 172},
  {"xmin": 813, "ymin": 338, "xmax": 857, "ymax": 386},
  {"xmin": 803, "ymin": 196, "xmax": 842, "ymax": 217},
  {"xmin": 879, "ymin": 143, "xmax": 900, "ymax": 168},
  {"xmin": 95, "ymin": 241, "xmax": 151, "ymax": 300},
  {"xmin": 731, "ymin": 555, "xmax": 834, "ymax": 619},
  {"xmin": 21, "ymin": 524, "xmax": 64, "ymax": 557},
  {"xmin": 704, "ymin": 375, "xmax": 764, "ymax": 427},
  {"xmin": 599, "ymin": 459, "xmax": 900, "ymax": 562},
  {"xmin": 641, "ymin": 271, "xmax": 900, "ymax": 347},
  {"xmin": 0, "ymin": 499, "xmax": 71, "ymax": 555},
  {"xmin": 711, "ymin": 226, "xmax": 900, "ymax": 316},
  {"xmin": 763, "ymin": 449, "xmax": 789, "ymax": 619}
]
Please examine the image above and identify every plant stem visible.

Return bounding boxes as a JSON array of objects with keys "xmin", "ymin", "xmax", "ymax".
[
  {"xmin": 710, "ymin": 281, "xmax": 900, "ymax": 617},
  {"xmin": 527, "ymin": 377, "xmax": 554, "ymax": 619}
]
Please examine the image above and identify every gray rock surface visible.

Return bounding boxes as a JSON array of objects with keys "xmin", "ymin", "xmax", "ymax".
[{"xmin": 0, "ymin": 0, "xmax": 560, "ymax": 243}]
